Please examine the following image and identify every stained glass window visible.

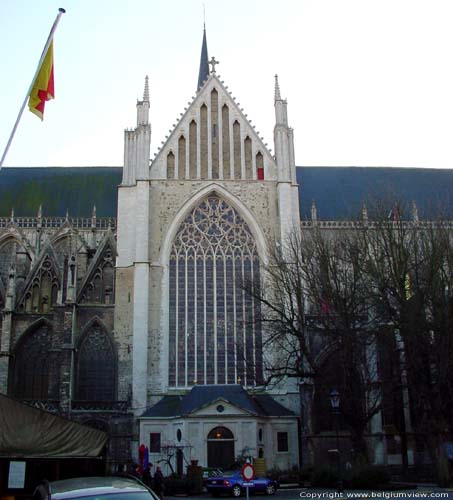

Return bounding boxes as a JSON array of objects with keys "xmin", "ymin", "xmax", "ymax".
[
  {"xmin": 12, "ymin": 323, "xmax": 52, "ymax": 400},
  {"xmin": 169, "ymin": 195, "xmax": 263, "ymax": 387},
  {"xmin": 76, "ymin": 324, "xmax": 115, "ymax": 401}
]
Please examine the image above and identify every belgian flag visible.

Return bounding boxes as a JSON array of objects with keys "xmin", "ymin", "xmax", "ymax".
[{"xmin": 28, "ymin": 41, "xmax": 55, "ymax": 120}]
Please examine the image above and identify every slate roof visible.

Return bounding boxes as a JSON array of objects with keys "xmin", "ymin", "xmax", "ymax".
[
  {"xmin": 0, "ymin": 167, "xmax": 122, "ymax": 217},
  {"xmin": 2, "ymin": 166, "xmax": 453, "ymax": 220},
  {"xmin": 297, "ymin": 167, "xmax": 453, "ymax": 220},
  {"xmin": 140, "ymin": 385, "xmax": 295, "ymax": 418}
]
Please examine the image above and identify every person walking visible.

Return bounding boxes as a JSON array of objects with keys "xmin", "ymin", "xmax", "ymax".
[
  {"xmin": 141, "ymin": 463, "xmax": 153, "ymax": 488},
  {"xmin": 153, "ymin": 466, "xmax": 164, "ymax": 500}
]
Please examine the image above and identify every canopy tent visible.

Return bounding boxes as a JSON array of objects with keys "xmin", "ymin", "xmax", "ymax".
[{"xmin": 0, "ymin": 394, "xmax": 108, "ymax": 458}]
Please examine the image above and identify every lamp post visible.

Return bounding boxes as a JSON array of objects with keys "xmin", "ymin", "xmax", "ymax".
[{"xmin": 330, "ymin": 389, "xmax": 343, "ymax": 492}]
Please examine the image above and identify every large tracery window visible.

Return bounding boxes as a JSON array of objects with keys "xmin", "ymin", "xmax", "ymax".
[
  {"xmin": 76, "ymin": 324, "xmax": 115, "ymax": 401},
  {"xmin": 12, "ymin": 323, "xmax": 54, "ymax": 400},
  {"xmin": 169, "ymin": 194, "xmax": 263, "ymax": 387}
]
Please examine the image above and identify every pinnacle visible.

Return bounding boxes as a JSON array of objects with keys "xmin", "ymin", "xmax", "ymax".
[
  {"xmin": 274, "ymin": 74, "xmax": 281, "ymax": 100},
  {"xmin": 143, "ymin": 76, "xmax": 150, "ymax": 102}
]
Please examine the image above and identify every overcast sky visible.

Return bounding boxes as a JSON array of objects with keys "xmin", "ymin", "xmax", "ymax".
[{"xmin": 1, "ymin": 0, "xmax": 452, "ymax": 168}]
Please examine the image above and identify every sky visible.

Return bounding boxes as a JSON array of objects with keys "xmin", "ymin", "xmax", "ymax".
[{"xmin": 1, "ymin": 0, "xmax": 453, "ymax": 169}]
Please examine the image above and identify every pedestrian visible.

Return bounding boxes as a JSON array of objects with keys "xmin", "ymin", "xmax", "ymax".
[
  {"xmin": 153, "ymin": 466, "xmax": 165, "ymax": 500},
  {"xmin": 33, "ymin": 479, "xmax": 50, "ymax": 500},
  {"xmin": 142, "ymin": 463, "xmax": 153, "ymax": 488}
]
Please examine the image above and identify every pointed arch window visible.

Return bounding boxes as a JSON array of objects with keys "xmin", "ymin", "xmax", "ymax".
[
  {"xmin": 169, "ymin": 194, "xmax": 263, "ymax": 388},
  {"xmin": 76, "ymin": 323, "xmax": 115, "ymax": 401},
  {"xmin": 12, "ymin": 323, "xmax": 54, "ymax": 400}
]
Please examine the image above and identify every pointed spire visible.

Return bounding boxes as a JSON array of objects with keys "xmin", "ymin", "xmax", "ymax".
[
  {"xmin": 274, "ymin": 74, "xmax": 281, "ymax": 100},
  {"xmin": 37, "ymin": 204, "xmax": 42, "ymax": 219},
  {"xmin": 143, "ymin": 75, "xmax": 149, "ymax": 102},
  {"xmin": 197, "ymin": 26, "xmax": 209, "ymax": 91},
  {"xmin": 274, "ymin": 74, "xmax": 288, "ymax": 126},
  {"xmin": 10, "ymin": 207, "xmax": 14, "ymax": 222}
]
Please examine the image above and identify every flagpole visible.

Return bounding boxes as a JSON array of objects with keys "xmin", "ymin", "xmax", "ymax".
[{"xmin": 0, "ymin": 8, "xmax": 66, "ymax": 170}]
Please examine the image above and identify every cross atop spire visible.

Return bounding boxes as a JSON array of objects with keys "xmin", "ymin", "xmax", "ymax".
[
  {"xmin": 274, "ymin": 74, "xmax": 281, "ymax": 100},
  {"xmin": 143, "ymin": 75, "xmax": 149, "ymax": 102},
  {"xmin": 197, "ymin": 26, "xmax": 209, "ymax": 91},
  {"xmin": 209, "ymin": 56, "xmax": 219, "ymax": 73}
]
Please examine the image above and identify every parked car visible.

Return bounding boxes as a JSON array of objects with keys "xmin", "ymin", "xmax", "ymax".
[
  {"xmin": 206, "ymin": 471, "xmax": 278, "ymax": 497},
  {"xmin": 33, "ymin": 476, "xmax": 159, "ymax": 500},
  {"xmin": 203, "ymin": 468, "xmax": 224, "ymax": 489}
]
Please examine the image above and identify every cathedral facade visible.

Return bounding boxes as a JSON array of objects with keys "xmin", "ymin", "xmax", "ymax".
[
  {"xmin": 115, "ymin": 33, "xmax": 301, "ymax": 470},
  {"xmin": 2, "ymin": 31, "xmax": 451, "ymax": 475}
]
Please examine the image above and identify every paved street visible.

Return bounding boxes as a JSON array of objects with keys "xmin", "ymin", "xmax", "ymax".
[{"xmin": 166, "ymin": 487, "xmax": 453, "ymax": 500}]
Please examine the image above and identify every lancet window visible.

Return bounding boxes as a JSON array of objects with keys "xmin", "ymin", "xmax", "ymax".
[
  {"xmin": 169, "ymin": 194, "xmax": 263, "ymax": 388},
  {"xmin": 163, "ymin": 88, "xmax": 268, "ymax": 181},
  {"xmin": 12, "ymin": 323, "xmax": 54, "ymax": 400},
  {"xmin": 76, "ymin": 323, "xmax": 115, "ymax": 401}
]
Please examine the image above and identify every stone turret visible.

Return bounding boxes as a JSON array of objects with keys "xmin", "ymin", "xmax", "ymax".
[
  {"xmin": 273, "ymin": 75, "xmax": 300, "ymax": 240},
  {"xmin": 122, "ymin": 76, "xmax": 152, "ymax": 184},
  {"xmin": 274, "ymin": 74, "xmax": 295, "ymax": 183}
]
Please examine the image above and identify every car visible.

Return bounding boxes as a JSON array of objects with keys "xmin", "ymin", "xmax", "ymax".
[
  {"xmin": 33, "ymin": 476, "xmax": 160, "ymax": 500},
  {"xmin": 206, "ymin": 471, "xmax": 278, "ymax": 497},
  {"xmin": 203, "ymin": 468, "xmax": 224, "ymax": 489}
]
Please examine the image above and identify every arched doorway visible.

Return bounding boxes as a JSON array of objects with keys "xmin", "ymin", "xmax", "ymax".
[{"xmin": 207, "ymin": 426, "xmax": 235, "ymax": 469}]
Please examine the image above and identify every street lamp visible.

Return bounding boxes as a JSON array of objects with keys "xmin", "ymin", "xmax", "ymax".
[{"xmin": 329, "ymin": 389, "xmax": 343, "ymax": 492}]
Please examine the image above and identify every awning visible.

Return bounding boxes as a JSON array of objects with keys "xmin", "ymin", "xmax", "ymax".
[{"xmin": 0, "ymin": 394, "xmax": 108, "ymax": 458}]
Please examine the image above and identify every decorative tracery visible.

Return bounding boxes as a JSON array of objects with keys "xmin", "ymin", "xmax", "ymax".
[
  {"xmin": 12, "ymin": 323, "xmax": 55, "ymax": 400},
  {"xmin": 76, "ymin": 323, "xmax": 115, "ymax": 401},
  {"xmin": 79, "ymin": 247, "xmax": 115, "ymax": 304},
  {"xmin": 169, "ymin": 194, "xmax": 263, "ymax": 387},
  {"xmin": 18, "ymin": 255, "xmax": 59, "ymax": 313}
]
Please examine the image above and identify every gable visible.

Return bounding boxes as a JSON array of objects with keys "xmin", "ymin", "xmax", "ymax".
[
  {"xmin": 16, "ymin": 246, "xmax": 62, "ymax": 313},
  {"xmin": 189, "ymin": 399, "xmax": 254, "ymax": 417},
  {"xmin": 150, "ymin": 74, "xmax": 277, "ymax": 181},
  {"xmin": 77, "ymin": 231, "xmax": 116, "ymax": 304}
]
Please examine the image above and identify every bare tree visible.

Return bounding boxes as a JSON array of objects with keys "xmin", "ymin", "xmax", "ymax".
[
  {"xmin": 360, "ymin": 202, "xmax": 453, "ymax": 483},
  {"xmin": 249, "ymin": 226, "xmax": 383, "ymax": 463}
]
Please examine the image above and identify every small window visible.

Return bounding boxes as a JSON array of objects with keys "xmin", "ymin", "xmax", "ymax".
[
  {"xmin": 150, "ymin": 433, "xmax": 161, "ymax": 453},
  {"xmin": 177, "ymin": 429, "xmax": 182, "ymax": 442},
  {"xmin": 258, "ymin": 428, "xmax": 263, "ymax": 442},
  {"xmin": 277, "ymin": 432, "xmax": 288, "ymax": 452}
]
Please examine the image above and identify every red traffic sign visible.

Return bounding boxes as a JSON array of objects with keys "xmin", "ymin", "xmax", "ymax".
[{"xmin": 241, "ymin": 463, "xmax": 255, "ymax": 481}]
